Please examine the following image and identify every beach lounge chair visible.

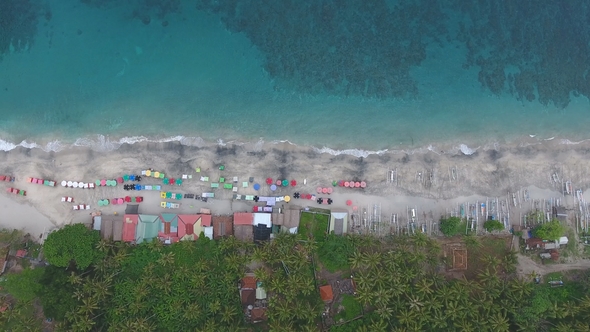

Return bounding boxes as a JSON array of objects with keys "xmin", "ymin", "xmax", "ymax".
[
  {"xmin": 73, "ymin": 205, "xmax": 79, "ymax": 210},
  {"xmin": 160, "ymin": 192, "xmax": 166, "ymax": 199},
  {"xmin": 85, "ymin": 205, "xmax": 91, "ymax": 210},
  {"xmin": 161, "ymin": 202, "xmax": 166, "ymax": 208},
  {"xmin": 211, "ymin": 183, "xmax": 219, "ymax": 188},
  {"xmin": 223, "ymin": 184, "xmax": 232, "ymax": 190},
  {"xmin": 19, "ymin": 190, "xmax": 26, "ymax": 196}
]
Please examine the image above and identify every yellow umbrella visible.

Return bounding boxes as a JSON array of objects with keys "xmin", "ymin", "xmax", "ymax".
[
  {"xmin": 146, "ymin": 170, "xmax": 152, "ymax": 177},
  {"xmin": 154, "ymin": 171, "xmax": 160, "ymax": 178},
  {"xmin": 284, "ymin": 195, "xmax": 291, "ymax": 203}
]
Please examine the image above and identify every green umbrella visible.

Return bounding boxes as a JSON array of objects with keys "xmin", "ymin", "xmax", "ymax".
[
  {"xmin": 332, "ymin": 180, "xmax": 338, "ymax": 187},
  {"xmin": 163, "ymin": 178, "xmax": 169, "ymax": 185},
  {"xmin": 175, "ymin": 178, "xmax": 182, "ymax": 186},
  {"xmin": 131, "ymin": 197, "xmax": 136, "ymax": 203},
  {"xmin": 95, "ymin": 180, "xmax": 100, "ymax": 186},
  {"xmin": 175, "ymin": 193, "xmax": 182, "ymax": 200},
  {"xmin": 123, "ymin": 175, "xmax": 129, "ymax": 181},
  {"xmin": 159, "ymin": 173, "xmax": 165, "ymax": 179},
  {"xmin": 166, "ymin": 192, "xmax": 172, "ymax": 199},
  {"xmin": 104, "ymin": 199, "xmax": 109, "ymax": 206},
  {"xmin": 282, "ymin": 179, "xmax": 289, "ymax": 187}
]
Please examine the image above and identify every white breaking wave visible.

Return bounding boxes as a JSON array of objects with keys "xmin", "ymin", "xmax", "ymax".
[
  {"xmin": 458, "ymin": 144, "xmax": 479, "ymax": 155},
  {"xmin": 312, "ymin": 146, "xmax": 388, "ymax": 158}
]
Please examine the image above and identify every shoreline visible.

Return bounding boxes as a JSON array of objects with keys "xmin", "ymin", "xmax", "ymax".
[{"xmin": 0, "ymin": 138, "xmax": 588, "ymax": 234}]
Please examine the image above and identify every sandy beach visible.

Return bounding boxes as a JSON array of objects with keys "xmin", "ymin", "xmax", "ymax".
[{"xmin": 0, "ymin": 137, "xmax": 588, "ymax": 237}]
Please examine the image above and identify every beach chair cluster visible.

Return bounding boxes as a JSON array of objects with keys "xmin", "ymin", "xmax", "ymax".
[
  {"xmin": 98, "ymin": 196, "xmax": 144, "ymax": 206},
  {"xmin": 142, "ymin": 170, "xmax": 166, "ymax": 179},
  {"xmin": 293, "ymin": 193, "xmax": 316, "ymax": 200},
  {"xmin": 95, "ymin": 179, "xmax": 118, "ymax": 187},
  {"xmin": 316, "ymin": 197, "xmax": 333, "ymax": 205},
  {"xmin": 0, "ymin": 175, "xmax": 15, "ymax": 182},
  {"xmin": 160, "ymin": 202, "xmax": 180, "ymax": 209},
  {"xmin": 266, "ymin": 178, "xmax": 298, "ymax": 187},
  {"xmin": 253, "ymin": 206, "xmax": 273, "ymax": 212},
  {"xmin": 163, "ymin": 177, "xmax": 183, "ymax": 186},
  {"xmin": 61, "ymin": 196, "xmax": 74, "ymax": 203},
  {"xmin": 160, "ymin": 191, "xmax": 183, "ymax": 200},
  {"xmin": 119, "ymin": 175, "xmax": 142, "ymax": 182},
  {"xmin": 123, "ymin": 184, "xmax": 162, "ymax": 191},
  {"xmin": 233, "ymin": 194, "xmax": 256, "ymax": 201},
  {"xmin": 6, "ymin": 188, "xmax": 26, "ymax": 196},
  {"xmin": 73, "ymin": 204, "xmax": 91, "ymax": 210},
  {"xmin": 61, "ymin": 180, "xmax": 96, "ymax": 189},
  {"xmin": 28, "ymin": 178, "xmax": 56, "ymax": 187},
  {"xmin": 337, "ymin": 180, "xmax": 367, "ymax": 188}
]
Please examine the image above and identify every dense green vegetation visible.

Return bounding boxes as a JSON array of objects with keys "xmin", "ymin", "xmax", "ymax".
[
  {"xmin": 439, "ymin": 216, "xmax": 464, "ymax": 236},
  {"xmin": 533, "ymin": 219, "xmax": 566, "ymax": 241},
  {"xmin": 484, "ymin": 220, "xmax": 504, "ymax": 232},
  {"xmin": 43, "ymin": 224, "xmax": 103, "ymax": 269}
]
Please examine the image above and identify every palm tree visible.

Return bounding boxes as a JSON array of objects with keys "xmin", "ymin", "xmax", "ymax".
[
  {"xmin": 349, "ymin": 250, "xmax": 364, "ymax": 270},
  {"xmin": 157, "ymin": 252, "xmax": 175, "ymax": 267},
  {"xmin": 416, "ymin": 278, "xmax": 434, "ymax": 296},
  {"xmin": 220, "ymin": 305, "xmax": 237, "ymax": 324},
  {"xmin": 362, "ymin": 251, "xmax": 381, "ymax": 270},
  {"xmin": 454, "ymin": 319, "xmax": 475, "ymax": 332},
  {"xmin": 96, "ymin": 239, "xmax": 112, "ymax": 253},
  {"xmin": 487, "ymin": 311, "xmax": 510, "ymax": 331},
  {"xmin": 369, "ymin": 318, "xmax": 389, "ymax": 332},
  {"xmin": 68, "ymin": 271, "xmax": 83, "ymax": 285}
]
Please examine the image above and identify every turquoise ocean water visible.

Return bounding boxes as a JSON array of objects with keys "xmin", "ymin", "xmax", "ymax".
[{"xmin": 1, "ymin": 0, "xmax": 589, "ymax": 152}]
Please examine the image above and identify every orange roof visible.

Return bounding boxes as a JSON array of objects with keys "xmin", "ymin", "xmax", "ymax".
[
  {"xmin": 122, "ymin": 215, "xmax": 138, "ymax": 242},
  {"xmin": 234, "ymin": 212, "xmax": 253, "ymax": 225},
  {"xmin": 241, "ymin": 276, "xmax": 256, "ymax": 289},
  {"xmin": 251, "ymin": 307, "xmax": 267, "ymax": 321},
  {"xmin": 319, "ymin": 285, "xmax": 333, "ymax": 302}
]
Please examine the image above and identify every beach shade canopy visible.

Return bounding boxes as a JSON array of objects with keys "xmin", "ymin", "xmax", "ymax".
[
  {"xmin": 166, "ymin": 192, "xmax": 172, "ymax": 199},
  {"xmin": 175, "ymin": 193, "xmax": 182, "ymax": 200},
  {"xmin": 73, "ymin": 182, "xmax": 79, "ymax": 188},
  {"xmin": 123, "ymin": 175, "xmax": 129, "ymax": 181},
  {"xmin": 253, "ymin": 183, "xmax": 261, "ymax": 190},
  {"xmin": 100, "ymin": 179, "xmax": 106, "ymax": 186},
  {"xmin": 355, "ymin": 182, "xmax": 361, "ymax": 188},
  {"xmin": 154, "ymin": 171, "xmax": 160, "ymax": 178},
  {"xmin": 284, "ymin": 195, "xmax": 291, "ymax": 203},
  {"xmin": 78, "ymin": 182, "xmax": 84, "ymax": 188},
  {"xmin": 327, "ymin": 198, "xmax": 333, "ymax": 205},
  {"xmin": 118, "ymin": 198, "xmax": 124, "ymax": 204},
  {"xmin": 104, "ymin": 199, "xmax": 109, "ymax": 206},
  {"xmin": 322, "ymin": 187, "xmax": 328, "ymax": 194},
  {"xmin": 125, "ymin": 196, "xmax": 131, "ymax": 202},
  {"xmin": 97, "ymin": 200, "xmax": 103, "ymax": 207},
  {"xmin": 346, "ymin": 200, "xmax": 352, "ymax": 206},
  {"xmin": 344, "ymin": 181, "xmax": 350, "ymax": 187},
  {"xmin": 175, "ymin": 178, "xmax": 182, "ymax": 185},
  {"xmin": 338, "ymin": 180, "xmax": 344, "ymax": 187},
  {"xmin": 270, "ymin": 185, "xmax": 277, "ymax": 191},
  {"xmin": 306, "ymin": 194, "xmax": 312, "ymax": 200},
  {"xmin": 276, "ymin": 180, "xmax": 282, "ymax": 186},
  {"xmin": 135, "ymin": 184, "xmax": 141, "ymax": 190},
  {"xmin": 145, "ymin": 170, "xmax": 151, "ymax": 177},
  {"xmin": 290, "ymin": 180, "xmax": 297, "ymax": 187},
  {"xmin": 117, "ymin": 177, "xmax": 124, "ymax": 184},
  {"xmin": 317, "ymin": 187, "xmax": 323, "ymax": 194},
  {"xmin": 129, "ymin": 175, "xmax": 136, "ymax": 181},
  {"xmin": 61, "ymin": 180, "xmax": 66, "ymax": 187},
  {"xmin": 294, "ymin": 192, "xmax": 300, "ymax": 199},
  {"xmin": 266, "ymin": 178, "xmax": 273, "ymax": 185},
  {"xmin": 327, "ymin": 187, "xmax": 333, "ymax": 194},
  {"xmin": 67, "ymin": 181, "xmax": 73, "ymax": 187},
  {"xmin": 332, "ymin": 180, "xmax": 338, "ymax": 187},
  {"xmin": 360, "ymin": 181, "xmax": 367, "ymax": 188},
  {"xmin": 163, "ymin": 178, "xmax": 169, "ymax": 185},
  {"xmin": 281, "ymin": 179, "xmax": 288, "ymax": 187}
]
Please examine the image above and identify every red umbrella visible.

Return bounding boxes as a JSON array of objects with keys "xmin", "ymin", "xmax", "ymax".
[
  {"xmin": 125, "ymin": 196, "xmax": 131, "ymax": 202},
  {"xmin": 317, "ymin": 187, "xmax": 323, "ymax": 194},
  {"xmin": 338, "ymin": 180, "xmax": 344, "ymax": 187},
  {"xmin": 322, "ymin": 187, "xmax": 328, "ymax": 194},
  {"xmin": 266, "ymin": 178, "xmax": 273, "ymax": 185},
  {"xmin": 290, "ymin": 179, "xmax": 297, "ymax": 187},
  {"xmin": 360, "ymin": 181, "xmax": 367, "ymax": 188},
  {"xmin": 346, "ymin": 200, "xmax": 352, "ymax": 206},
  {"xmin": 355, "ymin": 182, "xmax": 361, "ymax": 188},
  {"xmin": 344, "ymin": 181, "xmax": 350, "ymax": 187},
  {"xmin": 306, "ymin": 194, "xmax": 312, "ymax": 200},
  {"xmin": 117, "ymin": 177, "xmax": 124, "ymax": 183}
]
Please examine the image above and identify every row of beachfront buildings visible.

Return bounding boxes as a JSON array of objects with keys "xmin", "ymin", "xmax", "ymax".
[{"xmin": 93, "ymin": 205, "xmax": 350, "ymax": 244}]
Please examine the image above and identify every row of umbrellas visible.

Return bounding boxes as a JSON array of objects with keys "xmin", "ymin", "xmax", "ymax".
[
  {"xmin": 162, "ymin": 178, "xmax": 183, "ymax": 186},
  {"xmin": 265, "ymin": 178, "xmax": 297, "ymax": 187},
  {"xmin": 97, "ymin": 196, "xmax": 145, "ymax": 206},
  {"xmin": 337, "ymin": 180, "xmax": 367, "ymax": 188}
]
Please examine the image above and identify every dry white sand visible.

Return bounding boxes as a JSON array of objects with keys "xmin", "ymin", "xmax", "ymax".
[{"xmin": 0, "ymin": 138, "xmax": 588, "ymax": 236}]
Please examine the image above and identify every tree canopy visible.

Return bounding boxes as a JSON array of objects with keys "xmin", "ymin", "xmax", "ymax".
[
  {"xmin": 439, "ymin": 216, "xmax": 463, "ymax": 236},
  {"xmin": 484, "ymin": 220, "xmax": 504, "ymax": 233},
  {"xmin": 43, "ymin": 224, "xmax": 102, "ymax": 269},
  {"xmin": 533, "ymin": 220, "xmax": 565, "ymax": 241}
]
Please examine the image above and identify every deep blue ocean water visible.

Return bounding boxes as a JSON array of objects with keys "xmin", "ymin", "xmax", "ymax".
[{"xmin": 1, "ymin": 0, "xmax": 589, "ymax": 152}]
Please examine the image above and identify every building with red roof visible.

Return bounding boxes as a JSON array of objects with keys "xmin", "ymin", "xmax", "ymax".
[
  {"xmin": 122, "ymin": 214, "xmax": 138, "ymax": 242},
  {"xmin": 234, "ymin": 213, "xmax": 253, "ymax": 225},
  {"xmin": 319, "ymin": 285, "xmax": 334, "ymax": 303}
]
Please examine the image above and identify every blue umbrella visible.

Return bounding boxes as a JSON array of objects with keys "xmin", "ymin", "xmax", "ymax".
[
  {"xmin": 253, "ymin": 183, "xmax": 260, "ymax": 190},
  {"xmin": 270, "ymin": 185, "xmax": 277, "ymax": 191}
]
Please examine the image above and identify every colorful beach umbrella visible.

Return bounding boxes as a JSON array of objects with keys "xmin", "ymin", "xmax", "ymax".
[
  {"xmin": 344, "ymin": 181, "xmax": 350, "ymax": 187},
  {"xmin": 253, "ymin": 183, "xmax": 260, "ymax": 190},
  {"xmin": 317, "ymin": 187, "xmax": 323, "ymax": 194},
  {"xmin": 145, "ymin": 170, "xmax": 152, "ymax": 177},
  {"xmin": 154, "ymin": 171, "xmax": 160, "ymax": 178},
  {"xmin": 322, "ymin": 187, "xmax": 328, "ymax": 194},
  {"xmin": 175, "ymin": 193, "xmax": 182, "ymax": 200},
  {"xmin": 346, "ymin": 200, "xmax": 352, "ymax": 206},
  {"xmin": 166, "ymin": 192, "xmax": 172, "ymax": 199},
  {"xmin": 282, "ymin": 179, "xmax": 289, "ymax": 187},
  {"xmin": 360, "ymin": 181, "xmax": 366, "ymax": 188},
  {"xmin": 338, "ymin": 180, "xmax": 344, "ymax": 187},
  {"xmin": 327, "ymin": 187, "xmax": 333, "ymax": 194},
  {"xmin": 123, "ymin": 175, "xmax": 129, "ymax": 181},
  {"xmin": 284, "ymin": 195, "xmax": 291, "ymax": 203},
  {"xmin": 118, "ymin": 198, "xmax": 124, "ymax": 204},
  {"xmin": 266, "ymin": 178, "xmax": 273, "ymax": 185},
  {"xmin": 332, "ymin": 180, "xmax": 338, "ymax": 187},
  {"xmin": 163, "ymin": 178, "xmax": 169, "ymax": 185},
  {"xmin": 61, "ymin": 180, "xmax": 66, "ymax": 187},
  {"xmin": 270, "ymin": 185, "xmax": 277, "ymax": 191},
  {"xmin": 290, "ymin": 180, "xmax": 297, "ymax": 187},
  {"xmin": 117, "ymin": 177, "xmax": 124, "ymax": 184},
  {"xmin": 355, "ymin": 182, "xmax": 361, "ymax": 188},
  {"xmin": 175, "ymin": 178, "xmax": 182, "ymax": 186},
  {"xmin": 125, "ymin": 196, "xmax": 131, "ymax": 202},
  {"xmin": 276, "ymin": 180, "xmax": 282, "ymax": 186}
]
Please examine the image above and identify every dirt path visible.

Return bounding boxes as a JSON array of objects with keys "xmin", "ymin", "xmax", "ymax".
[{"xmin": 516, "ymin": 254, "xmax": 590, "ymax": 278}]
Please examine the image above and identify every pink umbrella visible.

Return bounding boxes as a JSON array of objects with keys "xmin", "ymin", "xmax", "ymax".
[
  {"xmin": 100, "ymin": 179, "xmax": 106, "ymax": 186},
  {"xmin": 317, "ymin": 187, "xmax": 323, "ymax": 194},
  {"xmin": 344, "ymin": 181, "xmax": 350, "ymax": 187},
  {"xmin": 111, "ymin": 198, "xmax": 117, "ymax": 205},
  {"xmin": 118, "ymin": 198, "xmax": 124, "ymax": 204},
  {"xmin": 346, "ymin": 200, "xmax": 352, "ymax": 206},
  {"xmin": 338, "ymin": 180, "xmax": 344, "ymax": 187},
  {"xmin": 355, "ymin": 182, "xmax": 360, "ymax": 188},
  {"xmin": 327, "ymin": 187, "xmax": 333, "ymax": 194},
  {"xmin": 360, "ymin": 181, "xmax": 367, "ymax": 188},
  {"xmin": 322, "ymin": 187, "xmax": 328, "ymax": 194},
  {"xmin": 117, "ymin": 177, "xmax": 124, "ymax": 183},
  {"xmin": 276, "ymin": 180, "xmax": 282, "ymax": 186}
]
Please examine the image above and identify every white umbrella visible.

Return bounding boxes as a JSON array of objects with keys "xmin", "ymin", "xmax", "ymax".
[
  {"xmin": 67, "ymin": 181, "xmax": 73, "ymax": 187},
  {"xmin": 72, "ymin": 182, "xmax": 78, "ymax": 188},
  {"xmin": 61, "ymin": 180, "xmax": 67, "ymax": 187}
]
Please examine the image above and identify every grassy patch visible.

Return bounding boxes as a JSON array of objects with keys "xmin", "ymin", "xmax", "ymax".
[
  {"xmin": 317, "ymin": 235, "xmax": 354, "ymax": 272},
  {"xmin": 335, "ymin": 294, "xmax": 362, "ymax": 322},
  {"xmin": 465, "ymin": 236, "xmax": 510, "ymax": 279},
  {"xmin": 299, "ymin": 212, "xmax": 330, "ymax": 241}
]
